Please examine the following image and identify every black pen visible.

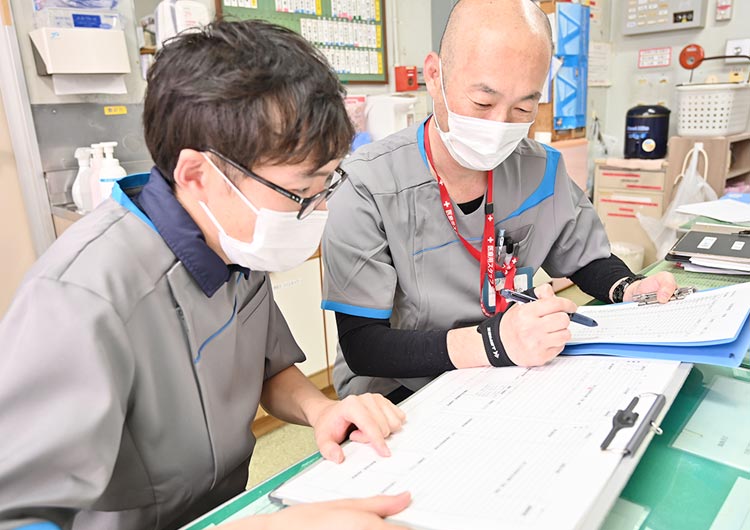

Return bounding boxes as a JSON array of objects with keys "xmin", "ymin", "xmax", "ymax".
[{"xmin": 499, "ymin": 289, "xmax": 598, "ymax": 327}]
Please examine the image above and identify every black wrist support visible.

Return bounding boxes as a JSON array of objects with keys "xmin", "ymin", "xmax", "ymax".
[{"xmin": 476, "ymin": 310, "xmax": 516, "ymax": 368}]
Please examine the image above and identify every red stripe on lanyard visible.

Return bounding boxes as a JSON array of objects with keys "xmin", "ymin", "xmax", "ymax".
[{"xmin": 424, "ymin": 117, "xmax": 506, "ymax": 316}]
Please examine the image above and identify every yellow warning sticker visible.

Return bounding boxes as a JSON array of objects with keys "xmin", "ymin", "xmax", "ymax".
[{"xmin": 104, "ymin": 106, "xmax": 127, "ymax": 116}]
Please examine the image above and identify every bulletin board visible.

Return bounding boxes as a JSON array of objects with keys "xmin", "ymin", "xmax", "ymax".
[{"xmin": 219, "ymin": 0, "xmax": 388, "ymax": 84}]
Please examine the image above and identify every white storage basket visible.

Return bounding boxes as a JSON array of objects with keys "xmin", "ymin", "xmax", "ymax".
[{"xmin": 676, "ymin": 82, "xmax": 750, "ymax": 137}]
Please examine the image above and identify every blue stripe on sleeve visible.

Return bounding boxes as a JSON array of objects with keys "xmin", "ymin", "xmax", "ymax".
[
  {"xmin": 321, "ymin": 300, "xmax": 392, "ymax": 320},
  {"xmin": 16, "ymin": 524, "xmax": 61, "ymax": 530}
]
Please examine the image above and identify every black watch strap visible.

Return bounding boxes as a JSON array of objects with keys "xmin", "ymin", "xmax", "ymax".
[{"xmin": 612, "ymin": 275, "xmax": 646, "ymax": 303}]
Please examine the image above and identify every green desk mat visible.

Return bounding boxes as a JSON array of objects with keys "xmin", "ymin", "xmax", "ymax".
[{"xmin": 601, "ymin": 364, "xmax": 750, "ymax": 530}]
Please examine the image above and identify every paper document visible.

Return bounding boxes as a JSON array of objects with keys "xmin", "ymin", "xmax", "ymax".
[
  {"xmin": 689, "ymin": 257, "xmax": 750, "ymax": 273},
  {"xmin": 672, "ymin": 376, "xmax": 750, "ymax": 472},
  {"xmin": 588, "ymin": 41, "xmax": 612, "ymax": 87},
  {"xmin": 570, "ymin": 283, "xmax": 750, "ymax": 346},
  {"xmin": 650, "ymin": 260, "xmax": 750, "ymax": 288},
  {"xmin": 272, "ymin": 357, "xmax": 683, "ymax": 530},
  {"xmin": 709, "ymin": 477, "xmax": 750, "ymax": 530},
  {"xmin": 683, "ymin": 262, "xmax": 750, "ymax": 275},
  {"xmin": 676, "ymin": 199, "xmax": 750, "ymax": 224}
]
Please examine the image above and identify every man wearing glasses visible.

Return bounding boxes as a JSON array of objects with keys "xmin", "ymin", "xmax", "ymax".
[{"xmin": 0, "ymin": 20, "xmax": 409, "ymax": 530}]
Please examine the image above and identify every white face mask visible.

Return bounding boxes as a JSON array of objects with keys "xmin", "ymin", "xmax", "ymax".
[
  {"xmin": 433, "ymin": 60, "xmax": 533, "ymax": 171},
  {"xmin": 199, "ymin": 154, "xmax": 328, "ymax": 272}
]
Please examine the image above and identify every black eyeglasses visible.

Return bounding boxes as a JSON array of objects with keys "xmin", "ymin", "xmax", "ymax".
[{"xmin": 205, "ymin": 148, "xmax": 348, "ymax": 220}]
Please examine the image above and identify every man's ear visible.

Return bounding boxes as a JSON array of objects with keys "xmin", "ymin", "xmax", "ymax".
[
  {"xmin": 173, "ymin": 149, "xmax": 210, "ymax": 200},
  {"xmin": 423, "ymin": 52, "xmax": 441, "ymax": 101}
]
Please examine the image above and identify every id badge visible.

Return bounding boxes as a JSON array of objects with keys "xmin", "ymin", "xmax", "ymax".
[{"xmin": 482, "ymin": 267, "xmax": 535, "ymax": 313}]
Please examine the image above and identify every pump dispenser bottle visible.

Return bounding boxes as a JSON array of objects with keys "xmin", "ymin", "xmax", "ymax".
[
  {"xmin": 89, "ymin": 143, "xmax": 104, "ymax": 207},
  {"xmin": 97, "ymin": 141, "xmax": 127, "ymax": 203},
  {"xmin": 71, "ymin": 147, "xmax": 93, "ymax": 213}
]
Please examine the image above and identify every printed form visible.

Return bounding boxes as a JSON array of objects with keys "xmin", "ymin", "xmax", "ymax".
[
  {"xmin": 272, "ymin": 357, "xmax": 683, "ymax": 530},
  {"xmin": 570, "ymin": 283, "xmax": 750, "ymax": 345}
]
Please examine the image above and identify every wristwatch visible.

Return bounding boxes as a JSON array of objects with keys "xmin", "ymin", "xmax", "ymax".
[{"xmin": 611, "ymin": 275, "xmax": 646, "ymax": 303}]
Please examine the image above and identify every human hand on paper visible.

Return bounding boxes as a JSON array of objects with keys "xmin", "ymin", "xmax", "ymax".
[
  {"xmin": 222, "ymin": 492, "xmax": 412, "ymax": 530},
  {"xmin": 500, "ymin": 284, "xmax": 578, "ymax": 366},
  {"xmin": 307, "ymin": 394, "xmax": 406, "ymax": 463},
  {"xmin": 622, "ymin": 271, "xmax": 678, "ymax": 304}
]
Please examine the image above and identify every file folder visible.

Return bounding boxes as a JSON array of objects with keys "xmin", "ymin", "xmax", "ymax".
[
  {"xmin": 563, "ymin": 313, "xmax": 750, "ymax": 367},
  {"xmin": 563, "ymin": 283, "xmax": 750, "ymax": 367}
]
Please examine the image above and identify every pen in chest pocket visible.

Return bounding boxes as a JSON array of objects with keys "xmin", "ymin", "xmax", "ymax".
[
  {"xmin": 497, "ymin": 235, "xmax": 516, "ymax": 265},
  {"xmin": 495, "ymin": 229, "xmax": 505, "ymax": 264}
]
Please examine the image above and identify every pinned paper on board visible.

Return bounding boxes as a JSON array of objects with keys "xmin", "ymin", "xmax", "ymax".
[{"xmin": 589, "ymin": 41, "xmax": 612, "ymax": 86}]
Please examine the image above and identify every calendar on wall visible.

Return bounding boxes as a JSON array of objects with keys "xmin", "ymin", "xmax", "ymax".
[{"xmin": 220, "ymin": 0, "xmax": 388, "ymax": 84}]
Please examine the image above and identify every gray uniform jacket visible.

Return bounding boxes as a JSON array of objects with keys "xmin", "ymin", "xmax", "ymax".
[
  {"xmin": 322, "ymin": 120, "xmax": 610, "ymax": 398},
  {"xmin": 0, "ymin": 172, "xmax": 304, "ymax": 530}
]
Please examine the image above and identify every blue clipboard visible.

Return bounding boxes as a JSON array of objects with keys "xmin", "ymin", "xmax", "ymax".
[{"xmin": 562, "ymin": 314, "xmax": 750, "ymax": 368}]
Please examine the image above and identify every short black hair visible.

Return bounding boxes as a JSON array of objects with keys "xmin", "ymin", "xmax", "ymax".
[{"xmin": 143, "ymin": 19, "xmax": 354, "ymax": 181}]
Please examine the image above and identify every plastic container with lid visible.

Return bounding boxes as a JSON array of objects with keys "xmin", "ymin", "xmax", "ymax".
[{"xmin": 624, "ymin": 104, "xmax": 670, "ymax": 160}]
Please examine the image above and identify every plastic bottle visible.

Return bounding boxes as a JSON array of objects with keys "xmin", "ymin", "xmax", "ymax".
[
  {"xmin": 97, "ymin": 141, "xmax": 127, "ymax": 203},
  {"xmin": 88, "ymin": 143, "xmax": 104, "ymax": 208},
  {"xmin": 71, "ymin": 147, "xmax": 93, "ymax": 213}
]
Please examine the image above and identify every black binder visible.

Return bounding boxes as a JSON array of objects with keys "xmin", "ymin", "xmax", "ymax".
[{"xmin": 666, "ymin": 230, "xmax": 750, "ymax": 264}]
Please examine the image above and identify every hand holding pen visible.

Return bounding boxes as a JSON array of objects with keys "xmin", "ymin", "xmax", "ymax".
[{"xmin": 493, "ymin": 284, "xmax": 581, "ymax": 367}]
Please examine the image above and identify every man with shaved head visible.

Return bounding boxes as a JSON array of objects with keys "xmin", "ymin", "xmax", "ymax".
[{"xmin": 322, "ymin": 0, "xmax": 677, "ymax": 402}]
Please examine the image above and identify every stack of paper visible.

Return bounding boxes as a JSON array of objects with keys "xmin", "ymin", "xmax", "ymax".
[
  {"xmin": 271, "ymin": 357, "xmax": 685, "ymax": 530},
  {"xmin": 564, "ymin": 283, "xmax": 750, "ymax": 367},
  {"xmin": 676, "ymin": 198, "xmax": 750, "ymax": 224}
]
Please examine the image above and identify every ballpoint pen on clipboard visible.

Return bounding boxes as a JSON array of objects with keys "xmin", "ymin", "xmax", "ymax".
[{"xmin": 498, "ymin": 289, "xmax": 598, "ymax": 327}]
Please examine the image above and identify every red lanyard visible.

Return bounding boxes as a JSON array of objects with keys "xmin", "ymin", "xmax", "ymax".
[{"xmin": 424, "ymin": 117, "xmax": 509, "ymax": 316}]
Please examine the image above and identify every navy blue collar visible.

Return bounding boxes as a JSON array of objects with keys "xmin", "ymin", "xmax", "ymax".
[{"xmin": 114, "ymin": 167, "xmax": 249, "ymax": 297}]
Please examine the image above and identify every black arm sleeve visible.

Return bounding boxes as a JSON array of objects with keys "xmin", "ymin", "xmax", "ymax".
[
  {"xmin": 569, "ymin": 254, "xmax": 634, "ymax": 303},
  {"xmin": 335, "ymin": 312, "xmax": 456, "ymax": 378}
]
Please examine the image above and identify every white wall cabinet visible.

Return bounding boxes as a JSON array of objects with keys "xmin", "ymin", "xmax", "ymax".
[{"xmin": 269, "ymin": 258, "xmax": 329, "ymax": 384}]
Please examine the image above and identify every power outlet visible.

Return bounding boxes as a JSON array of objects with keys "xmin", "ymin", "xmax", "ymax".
[{"xmin": 725, "ymin": 38, "xmax": 750, "ymax": 64}]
